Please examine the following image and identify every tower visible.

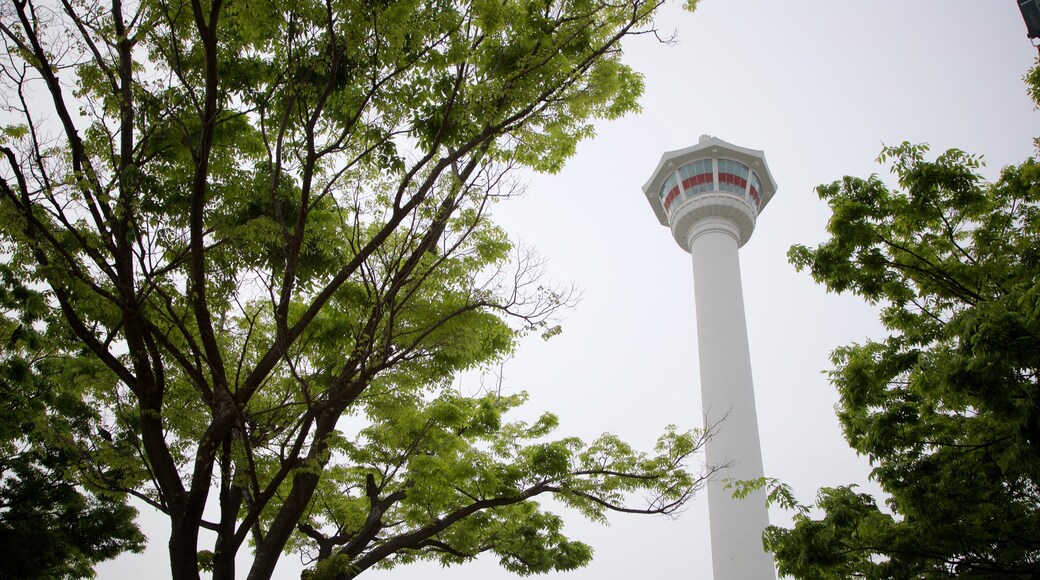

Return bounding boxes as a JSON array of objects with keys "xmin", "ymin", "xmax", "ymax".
[{"xmin": 641, "ymin": 136, "xmax": 777, "ymax": 579}]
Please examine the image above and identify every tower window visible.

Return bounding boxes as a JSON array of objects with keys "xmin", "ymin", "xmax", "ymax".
[
  {"xmin": 717, "ymin": 159, "xmax": 749, "ymax": 196},
  {"xmin": 679, "ymin": 159, "xmax": 714, "ymax": 197},
  {"xmin": 659, "ymin": 173, "xmax": 680, "ymax": 211},
  {"xmin": 749, "ymin": 172, "xmax": 763, "ymax": 208}
]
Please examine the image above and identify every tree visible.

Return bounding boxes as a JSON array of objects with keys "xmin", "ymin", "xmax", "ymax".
[
  {"xmin": 765, "ymin": 140, "xmax": 1040, "ymax": 578},
  {"xmin": 1, "ymin": 265, "xmax": 144, "ymax": 579},
  {"xmin": 0, "ymin": 0, "xmax": 706, "ymax": 579}
]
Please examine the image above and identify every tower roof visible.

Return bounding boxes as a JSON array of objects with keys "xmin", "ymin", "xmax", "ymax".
[{"xmin": 641, "ymin": 136, "xmax": 778, "ymax": 227}]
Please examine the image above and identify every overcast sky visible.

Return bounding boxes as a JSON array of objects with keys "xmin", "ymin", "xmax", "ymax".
[{"xmin": 97, "ymin": 1, "xmax": 1040, "ymax": 578}]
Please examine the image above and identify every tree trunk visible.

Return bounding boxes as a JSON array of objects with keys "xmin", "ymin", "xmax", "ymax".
[{"xmin": 169, "ymin": 518, "xmax": 201, "ymax": 580}]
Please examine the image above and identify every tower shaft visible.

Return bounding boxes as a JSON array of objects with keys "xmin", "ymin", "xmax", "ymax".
[{"xmin": 689, "ymin": 218, "xmax": 774, "ymax": 580}]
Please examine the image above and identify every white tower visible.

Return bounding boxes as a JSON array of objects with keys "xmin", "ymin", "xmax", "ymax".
[{"xmin": 642, "ymin": 136, "xmax": 777, "ymax": 579}]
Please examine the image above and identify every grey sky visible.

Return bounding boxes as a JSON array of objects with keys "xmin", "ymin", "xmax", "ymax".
[{"xmin": 96, "ymin": 1, "xmax": 1039, "ymax": 578}]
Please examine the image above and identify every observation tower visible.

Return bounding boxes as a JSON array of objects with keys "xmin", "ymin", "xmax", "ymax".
[{"xmin": 641, "ymin": 135, "xmax": 777, "ymax": 579}]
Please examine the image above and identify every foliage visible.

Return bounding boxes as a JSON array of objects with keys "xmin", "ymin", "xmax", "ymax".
[
  {"xmin": 0, "ymin": 0, "xmax": 704, "ymax": 579},
  {"xmin": 0, "ymin": 266, "xmax": 144, "ymax": 579},
  {"xmin": 767, "ymin": 142, "xmax": 1040, "ymax": 578}
]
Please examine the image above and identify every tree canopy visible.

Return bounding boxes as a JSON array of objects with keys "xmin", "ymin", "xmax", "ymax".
[
  {"xmin": 1, "ymin": 272, "xmax": 145, "ymax": 579},
  {"xmin": 0, "ymin": 0, "xmax": 705, "ymax": 578},
  {"xmin": 765, "ymin": 138, "xmax": 1040, "ymax": 577}
]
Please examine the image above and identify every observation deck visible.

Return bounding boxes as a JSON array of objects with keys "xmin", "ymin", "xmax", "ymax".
[{"xmin": 641, "ymin": 135, "xmax": 777, "ymax": 250}]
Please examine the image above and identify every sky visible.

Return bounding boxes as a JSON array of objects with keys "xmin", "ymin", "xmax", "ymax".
[{"xmin": 97, "ymin": 1, "xmax": 1040, "ymax": 578}]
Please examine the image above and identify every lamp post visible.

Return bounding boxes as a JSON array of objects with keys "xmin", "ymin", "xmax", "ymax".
[
  {"xmin": 1019, "ymin": 0, "xmax": 1040, "ymax": 40},
  {"xmin": 642, "ymin": 136, "xmax": 777, "ymax": 579}
]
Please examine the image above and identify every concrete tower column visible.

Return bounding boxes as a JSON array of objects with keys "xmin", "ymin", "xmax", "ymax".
[
  {"xmin": 641, "ymin": 136, "xmax": 778, "ymax": 580},
  {"xmin": 688, "ymin": 218, "xmax": 773, "ymax": 580}
]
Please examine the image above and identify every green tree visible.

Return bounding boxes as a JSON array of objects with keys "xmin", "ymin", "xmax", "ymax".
[
  {"xmin": 0, "ymin": 0, "xmax": 705, "ymax": 579},
  {"xmin": 766, "ymin": 141, "xmax": 1040, "ymax": 578},
  {"xmin": 1, "ymin": 266, "xmax": 145, "ymax": 579}
]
